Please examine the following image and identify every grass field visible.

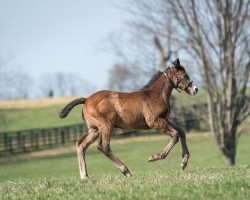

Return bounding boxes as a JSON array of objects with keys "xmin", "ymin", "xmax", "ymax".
[
  {"xmin": 0, "ymin": 133, "xmax": 249, "ymax": 199},
  {"xmin": 0, "ymin": 103, "xmax": 83, "ymax": 132},
  {"xmin": 0, "ymin": 95, "xmax": 249, "ymax": 199},
  {"xmin": 0, "ymin": 167, "xmax": 248, "ymax": 200},
  {"xmin": 0, "ymin": 96, "xmax": 83, "ymax": 132}
]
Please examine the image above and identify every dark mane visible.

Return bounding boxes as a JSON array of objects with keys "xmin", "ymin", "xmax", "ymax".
[{"xmin": 141, "ymin": 71, "xmax": 163, "ymax": 90}]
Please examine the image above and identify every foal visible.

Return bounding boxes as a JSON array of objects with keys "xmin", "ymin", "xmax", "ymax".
[{"xmin": 59, "ymin": 58, "xmax": 198, "ymax": 179}]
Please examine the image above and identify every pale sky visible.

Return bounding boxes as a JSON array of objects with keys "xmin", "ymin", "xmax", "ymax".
[{"xmin": 0, "ymin": 0, "xmax": 129, "ymax": 90}]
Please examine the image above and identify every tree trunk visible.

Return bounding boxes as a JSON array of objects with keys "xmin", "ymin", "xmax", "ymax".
[
  {"xmin": 223, "ymin": 151, "xmax": 235, "ymax": 166},
  {"xmin": 218, "ymin": 128, "xmax": 237, "ymax": 166},
  {"xmin": 209, "ymin": 94, "xmax": 238, "ymax": 166}
]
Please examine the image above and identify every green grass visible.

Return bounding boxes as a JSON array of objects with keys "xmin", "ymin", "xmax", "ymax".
[
  {"xmin": 0, "ymin": 168, "xmax": 248, "ymax": 200},
  {"xmin": 0, "ymin": 105, "xmax": 83, "ymax": 132},
  {"xmin": 0, "ymin": 133, "xmax": 249, "ymax": 199}
]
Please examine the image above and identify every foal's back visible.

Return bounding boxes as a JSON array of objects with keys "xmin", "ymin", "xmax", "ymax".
[{"xmin": 83, "ymin": 90, "xmax": 151, "ymax": 130}]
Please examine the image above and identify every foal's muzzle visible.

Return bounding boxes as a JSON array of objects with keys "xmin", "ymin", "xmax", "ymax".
[{"xmin": 186, "ymin": 82, "xmax": 198, "ymax": 95}]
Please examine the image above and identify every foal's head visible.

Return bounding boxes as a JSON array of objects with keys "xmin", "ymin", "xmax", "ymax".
[{"xmin": 164, "ymin": 58, "xmax": 198, "ymax": 95}]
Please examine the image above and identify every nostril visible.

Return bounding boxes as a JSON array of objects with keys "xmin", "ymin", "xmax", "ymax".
[{"xmin": 195, "ymin": 88, "xmax": 198, "ymax": 92}]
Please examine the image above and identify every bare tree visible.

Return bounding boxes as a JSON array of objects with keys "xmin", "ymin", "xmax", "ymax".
[
  {"xmin": 123, "ymin": 0, "xmax": 249, "ymax": 165},
  {"xmin": 39, "ymin": 73, "xmax": 56, "ymax": 97},
  {"xmin": 39, "ymin": 72, "xmax": 96, "ymax": 98},
  {"xmin": 11, "ymin": 72, "xmax": 34, "ymax": 99},
  {"xmin": 108, "ymin": 64, "xmax": 144, "ymax": 91},
  {"xmin": 168, "ymin": 0, "xmax": 249, "ymax": 165},
  {"xmin": 0, "ymin": 57, "xmax": 34, "ymax": 99},
  {"xmin": 0, "ymin": 57, "xmax": 12, "ymax": 99}
]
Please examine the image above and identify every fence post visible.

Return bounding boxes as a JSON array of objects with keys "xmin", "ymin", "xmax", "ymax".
[
  {"xmin": 21, "ymin": 134, "xmax": 26, "ymax": 152},
  {"xmin": 55, "ymin": 129, "xmax": 59, "ymax": 144},
  {"xmin": 35, "ymin": 132, "xmax": 39, "ymax": 149},
  {"xmin": 42, "ymin": 130, "xmax": 46, "ymax": 146},
  {"xmin": 61, "ymin": 129, "xmax": 65, "ymax": 144},
  {"xmin": 48, "ymin": 131, "xmax": 52, "ymax": 147},
  {"xmin": 4, "ymin": 133, "xmax": 8, "ymax": 151},
  {"xmin": 30, "ymin": 131, "xmax": 34, "ymax": 149},
  {"xmin": 65, "ymin": 127, "xmax": 70, "ymax": 142},
  {"xmin": 8, "ymin": 137, "xmax": 13, "ymax": 152},
  {"xmin": 72, "ymin": 126, "xmax": 77, "ymax": 142},
  {"xmin": 17, "ymin": 132, "xmax": 21, "ymax": 149}
]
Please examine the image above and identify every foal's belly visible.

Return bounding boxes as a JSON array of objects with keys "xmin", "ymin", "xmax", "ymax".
[
  {"xmin": 114, "ymin": 113, "xmax": 150, "ymax": 130},
  {"xmin": 115, "ymin": 122, "xmax": 150, "ymax": 130}
]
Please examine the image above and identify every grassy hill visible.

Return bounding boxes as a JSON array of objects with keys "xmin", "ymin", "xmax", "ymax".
[
  {"xmin": 0, "ymin": 133, "xmax": 249, "ymax": 199},
  {"xmin": 0, "ymin": 97, "xmax": 83, "ymax": 132}
]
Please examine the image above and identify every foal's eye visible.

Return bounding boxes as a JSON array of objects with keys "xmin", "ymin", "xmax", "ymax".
[{"xmin": 183, "ymin": 74, "xmax": 189, "ymax": 79}]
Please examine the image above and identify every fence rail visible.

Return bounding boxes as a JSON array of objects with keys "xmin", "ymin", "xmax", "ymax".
[
  {"xmin": 0, "ymin": 124, "xmax": 84, "ymax": 154},
  {"xmin": 0, "ymin": 118, "xmax": 204, "ymax": 154}
]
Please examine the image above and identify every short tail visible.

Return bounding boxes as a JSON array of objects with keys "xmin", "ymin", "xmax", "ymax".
[{"xmin": 59, "ymin": 97, "xmax": 86, "ymax": 119}]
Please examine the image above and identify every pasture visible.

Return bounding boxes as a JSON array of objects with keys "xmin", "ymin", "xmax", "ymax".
[
  {"xmin": 0, "ymin": 96, "xmax": 249, "ymax": 199},
  {"xmin": 0, "ymin": 133, "xmax": 249, "ymax": 199},
  {"xmin": 0, "ymin": 97, "xmax": 83, "ymax": 132}
]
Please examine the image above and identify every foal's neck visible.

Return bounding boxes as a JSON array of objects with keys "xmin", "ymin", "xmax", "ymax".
[{"xmin": 147, "ymin": 73, "xmax": 174, "ymax": 102}]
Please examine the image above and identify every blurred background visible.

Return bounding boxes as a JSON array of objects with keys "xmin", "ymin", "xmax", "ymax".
[{"xmin": 0, "ymin": 0, "xmax": 249, "ymax": 182}]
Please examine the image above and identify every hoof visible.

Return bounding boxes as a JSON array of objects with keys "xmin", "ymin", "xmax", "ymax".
[
  {"xmin": 181, "ymin": 162, "xmax": 187, "ymax": 170},
  {"xmin": 181, "ymin": 154, "xmax": 189, "ymax": 170},
  {"xmin": 125, "ymin": 173, "xmax": 133, "ymax": 177},
  {"xmin": 148, "ymin": 155, "xmax": 163, "ymax": 162},
  {"xmin": 148, "ymin": 155, "xmax": 155, "ymax": 162},
  {"xmin": 80, "ymin": 176, "xmax": 90, "ymax": 180}
]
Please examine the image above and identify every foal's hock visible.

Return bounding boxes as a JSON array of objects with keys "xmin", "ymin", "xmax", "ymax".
[{"xmin": 59, "ymin": 58, "xmax": 198, "ymax": 179}]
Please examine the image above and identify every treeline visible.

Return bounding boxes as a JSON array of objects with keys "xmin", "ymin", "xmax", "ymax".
[{"xmin": 0, "ymin": 61, "xmax": 95, "ymax": 99}]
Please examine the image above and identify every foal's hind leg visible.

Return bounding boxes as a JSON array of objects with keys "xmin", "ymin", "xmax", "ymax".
[
  {"xmin": 97, "ymin": 125, "xmax": 132, "ymax": 177},
  {"xmin": 76, "ymin": 128, "xmax": 99, "ymax": 179}
]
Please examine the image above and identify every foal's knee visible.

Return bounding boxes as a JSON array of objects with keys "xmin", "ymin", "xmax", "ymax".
[
  {"xmin": 97, "ymin": 144, "xmax": 112, "ymax": 156},
  {"xmin": 171, "ymin": 131, "xmax": 179, "ymax": 144}
]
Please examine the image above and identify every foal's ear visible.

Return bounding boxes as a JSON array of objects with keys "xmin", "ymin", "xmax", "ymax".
[{"xmin": 172, "ymin": 58, "xmax": 180, "ymax": 66}]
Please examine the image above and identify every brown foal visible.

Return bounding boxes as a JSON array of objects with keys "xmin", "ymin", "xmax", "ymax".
[{"xmin": 59, "ymin": 58, "xmax": 198, "ymax": 179}]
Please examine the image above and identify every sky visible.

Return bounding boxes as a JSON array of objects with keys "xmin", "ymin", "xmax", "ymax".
[{"xmin": 0, "ymin": 0, "xmax": 130, "ymax": 90}]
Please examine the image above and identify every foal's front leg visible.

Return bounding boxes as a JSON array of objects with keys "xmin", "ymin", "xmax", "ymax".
[
  {"xmin": 148, "ymin": 118, "xmax": 179, "ymax": 162},
  {"xmin": 168, "ymin": 121, "xmax": 190, "ymax": 170},
  {"xmin": 148, "ymin": 135, "xmax": 179, "ymax": 162},
  {"xmin": 147, "ymin": 118, "xmax": 190, "ymax": 170}
]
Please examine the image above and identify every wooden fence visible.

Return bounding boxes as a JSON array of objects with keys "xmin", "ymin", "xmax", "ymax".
[
  {"xmin": 0, "ymin": 118, "xmax": 204, "ymax": 154},
  {"xmin": 0, "ymin": 124, "xmax": 84, "ymax": 154}
]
